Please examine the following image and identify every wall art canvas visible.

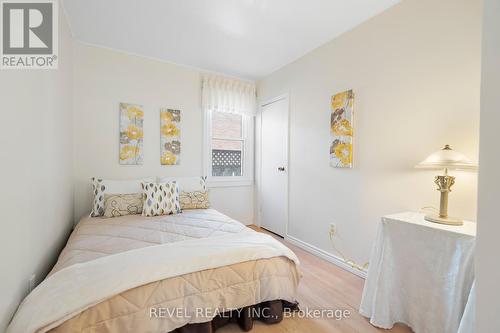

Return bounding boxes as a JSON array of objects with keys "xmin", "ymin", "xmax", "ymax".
[
  {"xmin": 119, "ymin": 103, "xmax": 144, "ymax": 165},
  {"xmin": 330, "ymin": 90, "xmax": 354, "ymax": 168},
  {"xmin": 160, "ymin": 108, "xmax": 181, "ymax": 165}
]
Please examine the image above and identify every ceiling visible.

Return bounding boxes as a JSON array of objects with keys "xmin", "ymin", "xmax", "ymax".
[{"xmin": 62, "ymin": 0, "xmax": 400, "ymax": 80}]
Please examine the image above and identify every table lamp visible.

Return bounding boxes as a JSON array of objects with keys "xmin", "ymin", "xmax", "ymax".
[{"xmin": 416, "ymin": 145, "xmax": 477, "ymax": 226}]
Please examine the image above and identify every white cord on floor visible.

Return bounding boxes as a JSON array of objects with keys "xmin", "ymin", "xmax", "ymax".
[{"xmin": 328, "ymin": 230, "xmax": 369, "ymax": 272}]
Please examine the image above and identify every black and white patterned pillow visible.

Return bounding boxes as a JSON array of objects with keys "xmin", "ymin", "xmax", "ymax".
[
  {"xmin": 90, "ymin": 177, "xmax": 154, "ymax": 217},
  {"xmin": 91, "ymin": 178, "xmax": 106, "ymax": 217},
  {"xmin": 157, "ymin": 176, "xmax": 209, "ymax": 209},
  {"xmin": 141, "ymin": 181, "xmax": 181, "ymax": 217}
]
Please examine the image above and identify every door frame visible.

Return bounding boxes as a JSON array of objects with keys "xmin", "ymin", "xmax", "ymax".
[{"xmin": 257, "ymin": 93, "xmax": 290, "ymax": 237}]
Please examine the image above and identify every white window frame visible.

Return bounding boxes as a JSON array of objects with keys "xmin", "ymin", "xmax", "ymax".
[{"xmin": 203, "ymin": 108, "xmax": 254, "ymax": 187}]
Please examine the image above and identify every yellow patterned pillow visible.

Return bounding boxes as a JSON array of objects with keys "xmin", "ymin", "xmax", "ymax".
[
  {"xmin": 103, "ymin": 193, "xmax": 143, "ymax": 218},
  {"xmin": 179, "ymin": 190, "xmax": 210, "ymax": 209}
]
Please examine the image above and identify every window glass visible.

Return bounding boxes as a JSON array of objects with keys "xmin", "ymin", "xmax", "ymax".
[
  {"xmin": 211, "ymin": 111, "xmax": 242, "ymax": 138},
  {"xmin": 211, "ymin": 139, "xmax": 243, "ymax": 177}
]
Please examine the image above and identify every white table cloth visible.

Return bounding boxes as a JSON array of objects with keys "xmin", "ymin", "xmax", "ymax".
[
  {"xmin": 360, "ymin": 212, "xmax": 476, "ymax": 333},
  {"xmin": 457, "ymin": 280, "xmax": 475, "ymax": 333}
]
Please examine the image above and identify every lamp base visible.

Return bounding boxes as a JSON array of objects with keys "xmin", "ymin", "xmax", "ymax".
[{"xmin": 424, "ymin": 214, "xmax": 463, "ymax": 226}]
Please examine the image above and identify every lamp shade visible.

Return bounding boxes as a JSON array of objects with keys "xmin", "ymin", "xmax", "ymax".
[{"xmin": 416, "ymin": 145, "xmax": 477, "ymax": 170}]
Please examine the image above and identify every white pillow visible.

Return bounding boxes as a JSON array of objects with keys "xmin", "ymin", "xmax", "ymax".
[
  {"xmin": 157, "ymin": 176, "xmax": 207, "ymax": 192},
  {"xmin": 141, "ymin": 181, "xmax": 181, "ymax": 217},
  {"xmin": 90, "ymin": 177, "xmax": 153, "ymax": 217}
]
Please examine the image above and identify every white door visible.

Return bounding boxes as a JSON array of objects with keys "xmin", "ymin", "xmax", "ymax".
[{"xmin": 260, "ymin": 96, "xmax": 288, "ymax": 237}]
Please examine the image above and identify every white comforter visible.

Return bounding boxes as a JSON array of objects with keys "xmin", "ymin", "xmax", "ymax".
[{"xmin": 7, "ymin": 229, "xmax": 299, "ymax": 333}]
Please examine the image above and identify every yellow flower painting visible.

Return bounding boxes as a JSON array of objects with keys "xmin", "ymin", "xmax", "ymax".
[
  {"xmin": 127, "ymin": 106, "xmax": 144, "ymax": 120},
  {"xmin": 331, "ymin": 140, "xmax": 352, "ymax": 166},
  {"xmin": 160, "ymin": 151, "xmax": 177, "ymax": 165},
  {"xmin": 160, "ymin": 110, "xmax": 174, "ymax": 123},
  {"xmin": 125, "ymin": 124, "xmax": 143, "ymax": 140},
  {"xmin": 120, "ymin": 145, "xmax": 140, "ymax": 161},
  {"xmin": 160, "ymin": 122, "xmax": 180, "ymax": 137},
  {"xmin": 119, "ymin": 103, "xmax": 144, "ymax": 165},
  {"xmin": 330, "ymin": 90, "xmax": 354, "ymax": 168},
  {"xmin": 332, "ymin": 118, "xmax": 353, "ymax": 136},
  {"xmin": 160, "ymin": 108, "xmax": 181, "ymax": 165}
]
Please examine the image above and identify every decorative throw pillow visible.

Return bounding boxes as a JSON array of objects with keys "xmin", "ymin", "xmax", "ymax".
[
  {"xmin": 90, "ymin": 177, "xmax": 153, "ymax": 217},
  {"xmin": 179, "ymin": 191, "xmax": 210, "ymax": 209},
  {"xmin": 141, "ymin": 182, "xmax": 181, "ymax": 217},
  {"xmin": 103, "ymin": 193, "xmax": 143, "ymax": 218},
  {"xmin": 158, "ymin": 176, "xmax": 210, "ymax": 209}
]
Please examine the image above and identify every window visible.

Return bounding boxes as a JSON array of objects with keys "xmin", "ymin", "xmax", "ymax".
[
  {"xmin": 204, "ymin": 110, "xmax": 254, "ymax": 186},
  {"xmin": 201, "ymin": 74, "xmax": 256, "ymax": 186}
]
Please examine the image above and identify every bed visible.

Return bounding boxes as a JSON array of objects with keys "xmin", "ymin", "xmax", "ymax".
[{"xmin": 7, "ymin": 209, "xmax": 301, "ymax": 333}]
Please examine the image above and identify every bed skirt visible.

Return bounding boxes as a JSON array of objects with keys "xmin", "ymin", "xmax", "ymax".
[{"xmin": 171, "ymin": 300, "xmax": 299, "ymax": 333}]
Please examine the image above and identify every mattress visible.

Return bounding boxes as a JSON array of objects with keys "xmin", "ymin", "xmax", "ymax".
[{"xmin": 43, "ymin": 209, "xmax": 301, "ymax": 332}]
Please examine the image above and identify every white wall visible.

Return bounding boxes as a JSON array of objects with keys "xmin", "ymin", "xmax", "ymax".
[
  {"xmin": 476, "ymin": 0, "xmax": 500, "ymax": 331},
  {"xmin": 257, "ymin": 0, "xmax": 481, "ymax": 267},
  {"xmin": 0, "ymin": 7, "xmax": 74, "ymax": 331},
  {"xmin": 73, "ymin": 43, "xmax": 254, "ymax": 224}
]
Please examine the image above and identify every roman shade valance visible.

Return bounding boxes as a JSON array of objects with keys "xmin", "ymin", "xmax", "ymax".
[{"xmin": 202, "ymin": 75, "xmax": 256, "ymax": 116}]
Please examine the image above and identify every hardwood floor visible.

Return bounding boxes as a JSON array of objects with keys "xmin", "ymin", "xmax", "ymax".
[{"xmin": 218, "ymin": 225, "xmax": 413, "ymax": 333}]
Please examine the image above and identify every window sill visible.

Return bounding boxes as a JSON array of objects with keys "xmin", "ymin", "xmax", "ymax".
[{"xmin": 206, "ymin": 178, "xmax": 254, "ymax": 188}]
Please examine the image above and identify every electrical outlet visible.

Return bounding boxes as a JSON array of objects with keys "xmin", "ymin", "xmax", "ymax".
[
  {"xmin": 28, "ymin": 274, "xmax": 36, "ymax": 293},
  {"xmin": 329, "ymin": 223, "xmax": 336, "ymax": 236}
]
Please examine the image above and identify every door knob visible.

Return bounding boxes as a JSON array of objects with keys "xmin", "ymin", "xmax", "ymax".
[{"xmin": 278, "ymin": 166, "xmax": 286, "ymax": 172}]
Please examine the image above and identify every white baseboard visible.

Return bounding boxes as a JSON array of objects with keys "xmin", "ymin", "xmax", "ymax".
[{"xmin": 284, "ymin": 235, "xmax": 367, "ymax": 279}]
